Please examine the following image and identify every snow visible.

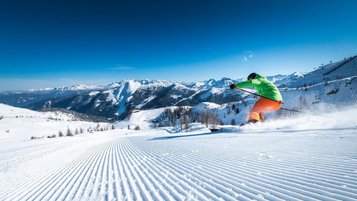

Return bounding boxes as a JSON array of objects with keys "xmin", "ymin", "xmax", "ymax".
[
  {"xmin": 94, "ymin": 99, "xmax": 101, "ymax": 108},
  {"xmin": 267, "ymin": 72, "xmax": 305, "ymax": 86},
  {"xmin": 136, "ymin": 95, "xmax": 157, "ymax": 109},
  {"xmin": 283, "ymin": 56, "xmax": 357, "ymax": 88},
  {"xmin": 0, "ymin": 56, "xmax": 357, "ymax": 200},
  {"xmin": 0, "ymin": 104, "xmax": 106, "ymax": 142},
  {"xmin": 1, "ymin": 103, "xmax": 357, "ymax": 200},
  {"xmin": 170, "ymin": 94, "xmax": 181, "ymax": 99},
  {"xmin": 89, "ymin": 91, "xmax": 100, "ymax": 96},
  {"xmin": 122, "ymin": 107, "xmax": 175, "ymax": 129},
  {"xmin": 126, "ymin": 80, "xmax": 142, "ymax": 92},
  {"xmin": 104, "ymin": 89, "xmax": 117, "ymax": 103},
  {"xmin": 115, "ymin": 80, "xmax": 143, "ymax": 116},
  {"xmin": 280, "ymin": 75, "xmax": 357, "ymax": 112},
  {"xmin": 200, "ymin": 87, "xmax": 226, "ymax": 100},
  {"xmin": 106, "ymin": 82, "xmax": 121, "ymax": 88},
  {"xmin": 239, "ymin": 106, "xmax": 357, "ymax": 131},
  {"xmin": 193, "ymin": 102, "xmax": 222, "ymax": 111}
]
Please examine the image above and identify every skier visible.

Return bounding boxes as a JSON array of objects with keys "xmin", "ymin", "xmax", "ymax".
[{"xmin": 230, "ymin": 73, "xmax": 283, "ymax": 123}]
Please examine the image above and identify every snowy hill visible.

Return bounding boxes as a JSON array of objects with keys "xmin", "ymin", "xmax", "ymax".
[
  {"xmin": 277, "ymin": 56, "xmax": 357, "ymax": 111},
  {"xmin": 279, "ymin": 55, "xmax": 357, "ymax": 88},
  {"xmin": 0, "ymin": 104, "xmax": 107, "ymax": 142}
]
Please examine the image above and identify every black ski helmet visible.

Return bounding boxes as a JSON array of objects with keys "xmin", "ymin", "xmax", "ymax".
[{"xmin": 247, "ymin": 73, "xmax": 257, "ymax": 80}]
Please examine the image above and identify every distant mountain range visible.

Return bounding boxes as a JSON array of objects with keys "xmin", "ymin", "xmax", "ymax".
[{"xmin": 1, "ymin": 55, "xmax": 356, "ymax": 120}]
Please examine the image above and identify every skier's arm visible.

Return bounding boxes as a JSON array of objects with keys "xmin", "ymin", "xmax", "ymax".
[
  {"xmin": 251, "ymin": 79, "xmax": 261, "ymax": 85},
  {"xmin": 235, "ymin": 80, "xmax": 253, "ymax": 88}
]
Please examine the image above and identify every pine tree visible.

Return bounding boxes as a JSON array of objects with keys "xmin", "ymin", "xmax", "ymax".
[
  {"xmin": 231, "ymin": 119, "xmax": 236, "ymax": 125},
  {"xmin": 66, "ymin": 128, "xmax": 74, "ymax": 136}
]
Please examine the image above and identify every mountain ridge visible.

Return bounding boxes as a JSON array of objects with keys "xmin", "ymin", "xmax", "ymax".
[{"xmin": 1, "ymin": 55, "xmax": 356, "ymax": 120}]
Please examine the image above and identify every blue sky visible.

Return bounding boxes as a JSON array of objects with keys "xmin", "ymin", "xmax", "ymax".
[{"xmin": 0, "ymin": 0, "xmax": 357, "ymax": 91}]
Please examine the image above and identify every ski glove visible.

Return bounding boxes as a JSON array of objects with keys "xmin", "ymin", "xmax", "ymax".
[{"xmin": 230, "ymin": 84, "xmax": 236, "ymax": 89}]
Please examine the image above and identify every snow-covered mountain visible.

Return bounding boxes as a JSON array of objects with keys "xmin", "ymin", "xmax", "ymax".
[
  {"xmin": 267, "ymin": 72, "xmax": 305, "ymax": 87},
  {"xmin": 28, "ymin": 84, "xmax": 104, "ymax": 92},
  {"xmin": 0, "ymin": 55, "xmax": 356, "ymax": 121},
  {"xmin": 0, "ymin": 78, "xmax": 242, "ymax": 119}
]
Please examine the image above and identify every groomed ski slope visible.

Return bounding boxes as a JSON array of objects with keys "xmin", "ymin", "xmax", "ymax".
[{"xmin": 1, "ymin": 108, "xmax": 357, "ymax": 200}]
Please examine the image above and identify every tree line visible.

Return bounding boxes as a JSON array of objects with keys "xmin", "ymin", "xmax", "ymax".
[{"xmin": 154, "ymin": 106, "xmax": 221, "ymax": 130}]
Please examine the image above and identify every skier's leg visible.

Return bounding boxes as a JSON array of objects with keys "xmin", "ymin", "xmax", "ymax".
[
  {"xmin": 249, "ymin": 98, "xmax": 282, "ymax": 122},
  {"xmin": 248, "ymin": 98, "xmax": 266, "ymax": 122}
]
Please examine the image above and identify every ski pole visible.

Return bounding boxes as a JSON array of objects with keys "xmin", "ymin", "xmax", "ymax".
[
  {"xmin": 233, "ymin": 87, "xmax": 303, "ymax": 113},
  {"xmin": 279, "ymin": 108, "xmax": 302, "ymax": 113}
]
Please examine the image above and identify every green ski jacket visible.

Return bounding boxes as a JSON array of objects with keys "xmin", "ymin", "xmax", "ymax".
[{"xmin": 235, "ymin": 74, "xmax": 283, "ymax": 102}]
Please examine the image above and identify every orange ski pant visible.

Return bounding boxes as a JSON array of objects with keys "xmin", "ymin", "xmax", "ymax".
[{"xmin": 249, "ymin": 98, "xmax": 282, "ymax": 121}]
